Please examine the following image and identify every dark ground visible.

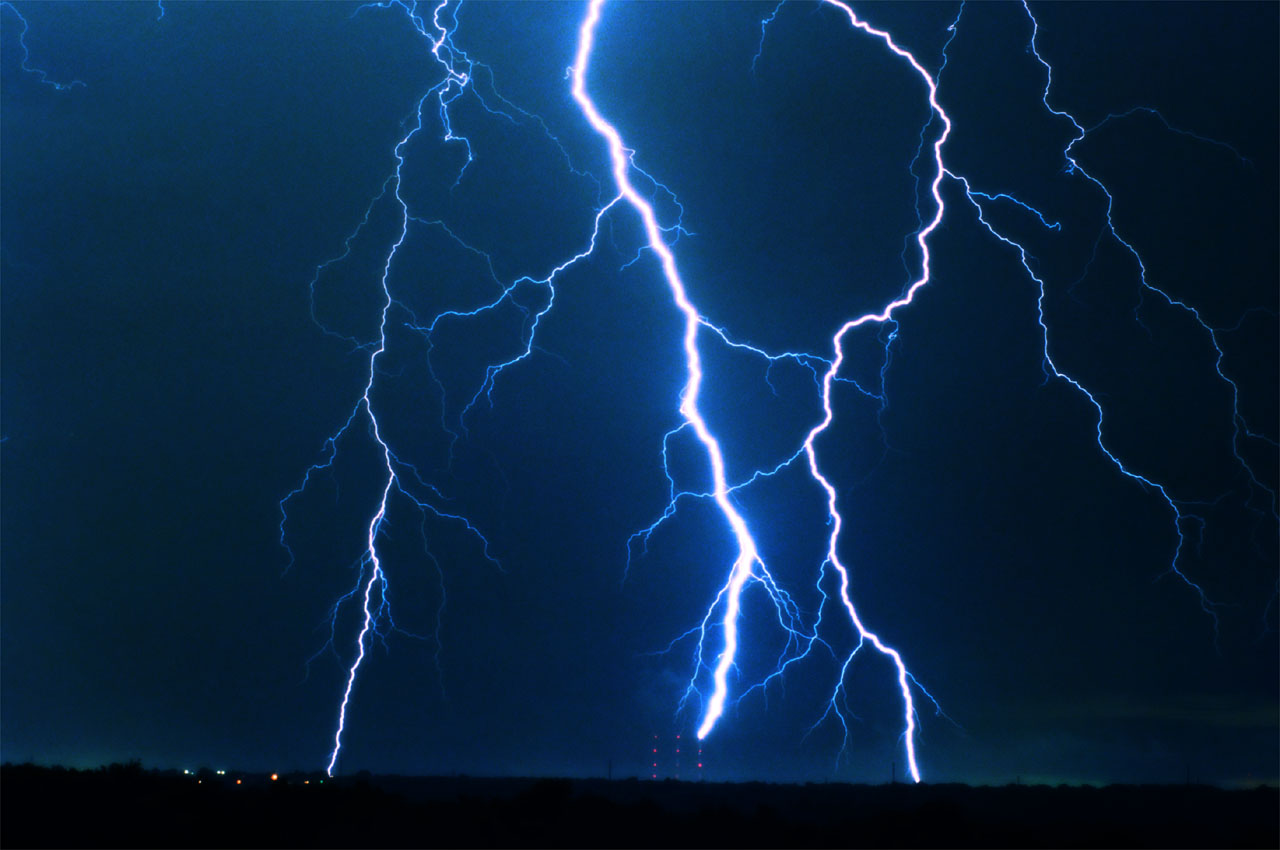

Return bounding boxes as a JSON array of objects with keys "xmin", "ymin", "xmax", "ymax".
[{"xmin": 2, "ymin": 762, "xmax": 1276, "ymax": 848}]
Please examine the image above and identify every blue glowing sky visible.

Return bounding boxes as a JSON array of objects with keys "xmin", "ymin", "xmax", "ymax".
[{"xmin": 2, "ymin": 1, "xmax": 1276, "ymax": 785}]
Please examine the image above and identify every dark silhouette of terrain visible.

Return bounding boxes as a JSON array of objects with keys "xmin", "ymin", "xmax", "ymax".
[{"xmin": 2, "ymin": 762, "xmax": 1275, "ymax": 848}]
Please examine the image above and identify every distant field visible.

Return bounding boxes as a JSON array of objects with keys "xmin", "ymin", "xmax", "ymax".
[{"xmin": 3, "ymin": 763, "xmax": 1276, "ymax": 848}]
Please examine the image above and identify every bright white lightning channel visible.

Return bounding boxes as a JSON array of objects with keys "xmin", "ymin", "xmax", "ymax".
[{"xmin": 573, "ymin": 0, "xmax": 944, "ymax": 782}]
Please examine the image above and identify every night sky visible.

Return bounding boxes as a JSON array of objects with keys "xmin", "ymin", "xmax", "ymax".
[{"xmin": 2, "ymin": 1, "xmax": 1276, "ymax": 787}]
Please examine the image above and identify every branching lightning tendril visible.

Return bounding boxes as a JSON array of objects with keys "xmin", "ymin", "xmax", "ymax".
[{"xmin": 1, "ymin": 1, "xmax": 85, "ymax": 91}]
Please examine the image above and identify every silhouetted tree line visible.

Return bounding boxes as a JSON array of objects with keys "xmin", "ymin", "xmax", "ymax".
[{"xmin": 2, "ymin": 762, "xmax": 1275, "ymax": 848}]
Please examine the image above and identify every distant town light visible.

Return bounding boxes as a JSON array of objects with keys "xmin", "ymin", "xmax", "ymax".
[
  {"xmin": 236, "ymin": 779, "xmax": 242, "ymax": 785},
  {"xmin": 271, "ymin": 773, "xmax": 279, "ymax": 781}
]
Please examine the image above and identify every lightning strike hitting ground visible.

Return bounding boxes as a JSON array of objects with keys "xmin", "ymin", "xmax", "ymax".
[
  {"xmin": 572, "ymin": 0, "xmax": 777, "ymax": 746},
  {"xmin": 797, "ymin": 0, "xmax": 955, "ymax": 785}
]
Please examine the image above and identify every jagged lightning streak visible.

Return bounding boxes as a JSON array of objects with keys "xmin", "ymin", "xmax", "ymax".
[
  {"xmin": 751, "ymin": 1, "xmax": 786, "ymax": 75},
  {"xmin": 314, "ymin": 117, "xmax": 416, "ymax": 774},
  {"xmin": 572, "ymin": 2, "xmax": 938, "ymax": 778},
  {"xmin": 790, "ymin": 0, "xmax": 958, "ymax": 785},
  {"xmin": 0, "ymin": 1, "xmax": 84, "ymax": 91},
  {"xmin": 285, "ymin": 0, "xmax": 620, "ymax": 775},
  {"xmin": 571, "ymin": 0, "xmax": 770, "ymax": 744}
]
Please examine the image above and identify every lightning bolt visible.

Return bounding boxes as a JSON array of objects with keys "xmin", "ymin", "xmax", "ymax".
[
  {"xmin": 572, "ymin": 0, "xmax": 773, "ymax": 746},
  {"xmin": 796, "ymin": 0, "xmax": 956, "ymax": 785},
  {"xmin": 574, "ymin": 0, "xmax": 944, "ymax": 781}
]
